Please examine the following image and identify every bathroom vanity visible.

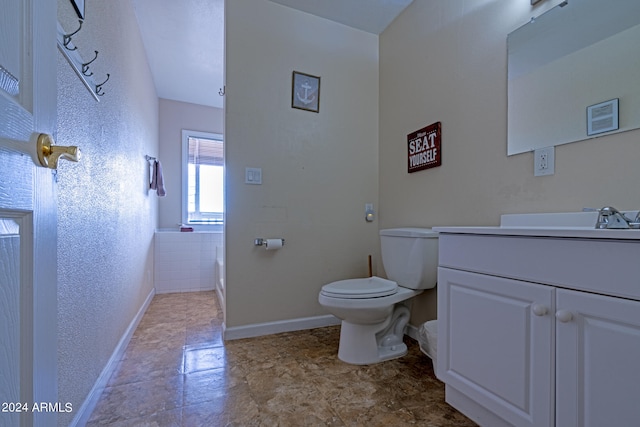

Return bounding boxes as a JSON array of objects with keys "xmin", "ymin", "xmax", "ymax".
[{"xmin": 434, "ymin": 213, "xmax": 640, "ymax": 427}]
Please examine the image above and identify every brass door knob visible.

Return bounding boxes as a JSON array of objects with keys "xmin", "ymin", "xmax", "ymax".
[{"xmin": 37, "ymin": 133, "xmax": 80, "ymax": 169}]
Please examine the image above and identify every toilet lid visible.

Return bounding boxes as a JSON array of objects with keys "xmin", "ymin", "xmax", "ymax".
[{"xmin": 320, "ymin": 277, "xmax": 398, "ymax": 299}]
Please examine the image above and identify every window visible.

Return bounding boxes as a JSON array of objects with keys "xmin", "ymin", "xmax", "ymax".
[{"xmin": 182, "ymin": 130, "xmax": 224, "ymax": 226}]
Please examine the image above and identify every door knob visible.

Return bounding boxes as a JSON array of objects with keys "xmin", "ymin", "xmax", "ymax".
[{"xmin": 37, "ymin": 133, "xmax": 80, "ymax": 169}]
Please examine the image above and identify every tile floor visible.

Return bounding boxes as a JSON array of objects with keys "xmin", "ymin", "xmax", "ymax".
[{"xmin": 87, "ymin": 291, "xmax": 476, "ymax": 426}]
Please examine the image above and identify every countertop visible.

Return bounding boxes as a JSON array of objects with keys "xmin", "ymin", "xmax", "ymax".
[{"xmin": 433, "ymin": 211, "xmax": 640, "ymax": 240}]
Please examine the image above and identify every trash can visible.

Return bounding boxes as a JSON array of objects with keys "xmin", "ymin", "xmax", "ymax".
[{"xmin": 418, "ymin": 320, "xmax": 438, "ymax": 369}]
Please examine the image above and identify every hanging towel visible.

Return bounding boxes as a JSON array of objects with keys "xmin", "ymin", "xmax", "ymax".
[
  {"xmin": 150, "ymin": 162, "xmax": 157, "ymax": 190},
  {"xmin": 152, "ymin": 160, "xmax": 166, "ymax": 197}
]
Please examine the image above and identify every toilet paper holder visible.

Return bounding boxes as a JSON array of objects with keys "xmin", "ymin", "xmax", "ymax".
[{"xmin": 254, "ymin": 238, "xmax": 285, "ymax": 247}]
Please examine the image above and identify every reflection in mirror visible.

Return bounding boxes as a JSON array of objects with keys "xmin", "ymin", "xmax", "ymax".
[{"xmin": 507, "ymin": 0, "xmax": 640, "ymax": 155}]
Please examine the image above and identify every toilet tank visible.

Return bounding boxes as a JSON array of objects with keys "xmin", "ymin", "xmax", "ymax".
[{"xmin": 379, "ymin": 228, "xmax": 439, "ymax": 290}]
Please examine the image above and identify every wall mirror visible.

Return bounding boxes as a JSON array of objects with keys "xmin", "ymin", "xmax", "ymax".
[{"xmin": 507, "ymin": 0, "xmax": 640, "ymax": 155}]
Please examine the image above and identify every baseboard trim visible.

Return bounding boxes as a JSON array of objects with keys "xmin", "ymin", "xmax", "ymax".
[
  {"xmin": 155, "ymin": 286, "xmax": 215, "ymax": 294},
  {"xmin": 405, "ymin": 323, "xmax": 420, "ymax": 341},
  {"xmin": 69, "ymin": 287, "xmax": 155, "ymax": 427},
  {"xmin": 223, "ymin": 314, "xmax": 341, "ymax": 341},
  {"xmin": 223, "ymin": 317, "xmax": 424, "ymax": 342}
]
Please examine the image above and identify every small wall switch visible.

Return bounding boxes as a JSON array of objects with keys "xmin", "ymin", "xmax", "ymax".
[
  {"xmin": 534, "ymin": 147, "xmax": 555, "ymax": 176},
  {"xmin": 245, "ymin": 167, "xmax": 262, "ymax": 184}
]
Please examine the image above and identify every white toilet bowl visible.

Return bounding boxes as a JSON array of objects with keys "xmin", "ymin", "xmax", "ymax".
[
  {"xmin": 319, "ymin": 277, "xmax": 421, "ymax": 364},
  {"xmin": 319, "ymin": 277, "xmax": 420, "ymax": 324},
  {"xmin": 318, "ymin": 228, "xmax": 438, "ymax": 365}
]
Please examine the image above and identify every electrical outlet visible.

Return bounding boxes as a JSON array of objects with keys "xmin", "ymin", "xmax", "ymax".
[
  {"xmin": 539, "ymin": 152, "xmax": 548, "ymax": 170},
  {"xmin": 534, "ymin": 147, "xmax": 555, "ymax": 176}
]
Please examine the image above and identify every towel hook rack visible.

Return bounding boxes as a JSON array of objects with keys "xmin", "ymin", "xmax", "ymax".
[
  {"xmin": 82, "ymin": 50, "xmax": 99, "ymax": 76},
  {"xmin": 95, "ymin": 73, "xmax": 110, "ymax": 96},
  {"xmin": 63, "ymin": 20, "xmax": 83, "ymax": 51}
]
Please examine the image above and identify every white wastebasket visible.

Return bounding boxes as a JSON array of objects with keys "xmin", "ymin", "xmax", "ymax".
[{"xmin": 418, "ymin": 320, "xmax": 438, "ymax": 369}]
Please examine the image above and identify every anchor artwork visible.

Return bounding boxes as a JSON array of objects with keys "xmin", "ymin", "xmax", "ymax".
[{"xmin": 292, "ymin": 71, "xmax": 320, "ymax": 113}]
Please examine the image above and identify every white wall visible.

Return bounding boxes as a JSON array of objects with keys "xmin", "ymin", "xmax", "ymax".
[
  {"xmin": 55, "ymin": 0, "xmax": 158, "ymax": 425},
  {"xmin": 224, "ymin": 0, "xmax": 380, "ymax": 329},
  {"xmin": 157, "ymin": 98, "xmax": 224, "ymax": 229},
  {"xmin": 379, "ymin": 0, "xmax": 640, "ymax": 325},
  {"xmin": 154, "ymin": 231, "xmax": 222, "ymax": 293}
]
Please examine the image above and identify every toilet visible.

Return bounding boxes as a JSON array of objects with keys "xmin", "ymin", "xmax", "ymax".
[{"xmin": 318, "ymin": 228, "xmax": 438, "ymax": 365}]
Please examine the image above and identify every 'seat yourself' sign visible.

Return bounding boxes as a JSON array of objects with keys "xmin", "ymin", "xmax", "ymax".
[{"xmin": 407, "ymin": 122, "xmax": 441, "ymax": 173}]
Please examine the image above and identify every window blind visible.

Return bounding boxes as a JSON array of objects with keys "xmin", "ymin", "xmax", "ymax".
[{"xmin": 188, "ymin": 137, "xmax": 223, "ymax": 166}]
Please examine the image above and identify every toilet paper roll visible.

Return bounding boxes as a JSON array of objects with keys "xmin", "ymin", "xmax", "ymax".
[{"xmin": 265, "ymin": 238, "xmax": 283, "ymax": 250}]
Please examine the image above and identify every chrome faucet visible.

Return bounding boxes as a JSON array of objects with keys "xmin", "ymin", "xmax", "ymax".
[{"xmin": 593, "ymin": 206, "xmax": 640, "ymax": 229}]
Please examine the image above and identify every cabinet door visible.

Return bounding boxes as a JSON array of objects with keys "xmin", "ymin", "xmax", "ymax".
[
  {"xmin": 556, "ymin": 289, "xmax": 640, "ymax": 427},
  {"xmin": 438, "ymin": 268, "xmax": 554, "ymax": 427}
]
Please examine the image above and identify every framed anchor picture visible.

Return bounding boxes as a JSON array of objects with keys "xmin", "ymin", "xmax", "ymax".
[{"xmin": 292, "ymin": 71, "xmax": 320, "ymax": 113}]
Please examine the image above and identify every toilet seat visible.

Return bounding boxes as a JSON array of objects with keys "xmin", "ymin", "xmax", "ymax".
[{"xmin": 320, "ymin": 277, "xmax": 398, "ymax": 299}]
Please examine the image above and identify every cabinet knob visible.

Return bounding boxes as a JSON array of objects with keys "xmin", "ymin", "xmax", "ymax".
[
  {"xmin": 532, "ymin": 304, "xmax": 548, "ymax": 316},
  {"xmin": 555, "ymin": 309, "xmax": 573, "ymax": 323}
]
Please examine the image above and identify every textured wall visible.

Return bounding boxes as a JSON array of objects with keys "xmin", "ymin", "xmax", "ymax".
[
  {"xmin": 379, "ymin": 0, "xmax": 640, "ymax": 326},
  {"xmin": 55, "ymin": 0, "xmax": 158, "ymax": 425},
  {"xmin": 225, "ymin": 0, "xmax": 380, "ymax": 328}
]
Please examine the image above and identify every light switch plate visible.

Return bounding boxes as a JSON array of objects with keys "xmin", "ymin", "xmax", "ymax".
[{"xmin": 245, "ymin": 167, "xmax": 262, "ymax": 184}]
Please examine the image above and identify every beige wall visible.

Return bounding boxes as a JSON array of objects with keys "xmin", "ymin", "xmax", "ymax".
[
  {"xmin": 224, "ymin": 0, "xmax": 380, "ymax": 328},
  {"xmin": 158, "ymin": 98, "xmax": 224, "ymax": 229},
  {"xmin": 56, "ymin": 0, "xmax": 158, "ymax": 425},
  {"xmin": 379, "ymin": 0, "xmax": 640, "ymax": 325}
]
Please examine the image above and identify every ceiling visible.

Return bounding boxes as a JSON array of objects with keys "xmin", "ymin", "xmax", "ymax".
[{"xmin": 131, "ymin": 0, "xmax": 413, "ymax": 109}]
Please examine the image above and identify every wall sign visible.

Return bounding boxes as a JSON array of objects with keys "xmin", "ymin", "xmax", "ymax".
[
  {"xmin": 407, "ymin": 122, "xmax": 441, "ymax": 173},
  {"xmin": 292, "ymin": 71, "xmax": 320, "ymax": 113},
  {"xmin": 587, "ymin": 98, "xmax": 619, "ymax": 136}
]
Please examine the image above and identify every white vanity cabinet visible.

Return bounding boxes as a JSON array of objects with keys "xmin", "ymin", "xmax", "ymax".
[
  {"xmin": 554, "ymin": 289, "xmax": 640, "ymax": 427},
  {"xmin": 434, "ymin": 228, "xmax": 640, "ymax": 427}
]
